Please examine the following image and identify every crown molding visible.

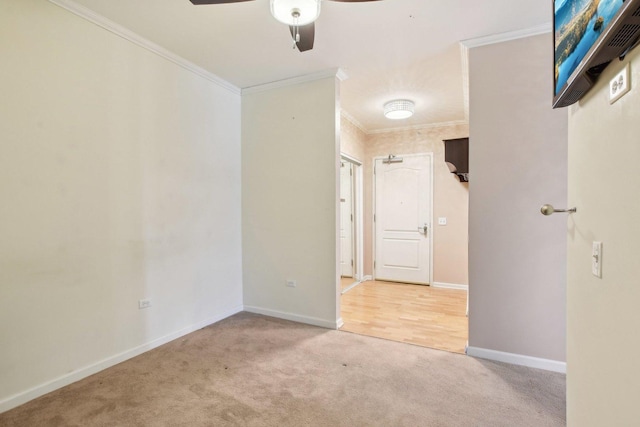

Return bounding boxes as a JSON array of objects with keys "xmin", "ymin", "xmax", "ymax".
[
  {"xmin": 48, "ymin": 0, "xmax": 241, "ymax": 95},
  {"xmin": 340, "ymin": 113, "xmax": 468, "ymax": 136},
  {"xmin": 367, "ymin": 120, "xmax": 468, "ymax": 135},
  {"xmin": 242, "ymin": 68, "xmax": 347, "ymax": 95},
  {"xmin": 460, "ymin": 23, "xmax": 552, "ymax": 48},
  {"xmin": 340, "ymin": 110, "xmax": 367, "ymax": 134},
  {"xmin": 336, "ymin": 68, "xmax": 349, "ymax": 82}
]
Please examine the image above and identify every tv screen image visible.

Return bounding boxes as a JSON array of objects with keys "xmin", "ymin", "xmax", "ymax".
[{"xmin": 554, "ymin": 0, "xmax": 625, "ymax": 95}]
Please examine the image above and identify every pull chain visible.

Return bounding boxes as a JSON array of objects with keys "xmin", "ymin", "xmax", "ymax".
[{"xmin": 292, "ymin": 9, "xmax": 300, "ymax": 49}]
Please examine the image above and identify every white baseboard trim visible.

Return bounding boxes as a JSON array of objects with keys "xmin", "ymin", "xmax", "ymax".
[
  {"xmin": 432, "ymin": 282, "xmax": 468, "ymax": 291},
  {"xmin": 341, "ymin": 280, "xmax": 364, "ymax": 294},
  {"xmin": 244, "ymin": 305, "xmax": 339, "ymax": 330},
  {"xmin": 361, "ymin": 275, "xmax": 373, "ymax": 282},
  {"xmin": 466, "ymin": 346, "xmax": 566, "ymax": 374},
  {"xmin": 0, "ymin": 305, "xmax": 243, "ymax": 414},
  {"xmin": 336, "ymin": 317, "xmax": 345, "ymax": 329}
]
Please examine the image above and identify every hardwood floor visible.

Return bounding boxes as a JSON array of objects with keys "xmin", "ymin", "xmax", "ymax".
[{"xmin": 340, "ymin": 280, "xmax": 468, "ymax": 354}]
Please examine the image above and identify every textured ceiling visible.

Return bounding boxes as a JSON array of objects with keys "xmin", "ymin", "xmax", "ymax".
[{"xmin": 63, "ymin": 0, "xmax": 552, "ymax": 132}]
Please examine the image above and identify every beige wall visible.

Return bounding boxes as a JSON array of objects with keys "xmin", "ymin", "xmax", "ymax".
[
  {"xmin": 340, "ymin": 115, "xmax": 366, "ymax": 162},
  {"xmin": 362, "ymin": 125, "xmax": 470, "ymax": 285},
  {"xmin": 242, "ymin": 76, "xmax": 340, "ymax": 327},
  {"xmin": 567, "ymin": 47, "xmax": 640, "ymax": 425},
  {"xmin": 468, "ymin": 34, "xmax": 567, "ymax": 363},
  {"xmin": 0, "ymin": 0, "xmax": 242, "ymax": 410}
]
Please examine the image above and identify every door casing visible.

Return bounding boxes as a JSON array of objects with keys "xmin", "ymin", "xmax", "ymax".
[
  {"xmin": 341, "ymin": 153, "xmax": 364, "ymax": 282},
  {"xmin": 340, "ymin": 161, "xmax": 355, "ymax": 278}
]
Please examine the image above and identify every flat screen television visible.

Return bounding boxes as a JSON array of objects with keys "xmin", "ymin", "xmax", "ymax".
[{"xmin": 553, "ymin": 0, "xmax": 640, "ymax": 108}]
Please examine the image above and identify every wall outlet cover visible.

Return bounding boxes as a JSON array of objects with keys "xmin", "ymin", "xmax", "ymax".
[{"xmin": 609, "ymin": 63, "xmax": 630, "ymax": 104}]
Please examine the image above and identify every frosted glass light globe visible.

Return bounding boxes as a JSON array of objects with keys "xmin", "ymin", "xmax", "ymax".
[{"xmin": 270, "ymin": 0, "xmax": 321, "ymax": 26}]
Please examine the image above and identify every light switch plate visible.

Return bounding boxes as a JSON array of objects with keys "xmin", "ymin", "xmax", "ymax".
[
  {"xmin": 592, "ymin": 242, "xmax": 602, "ymax": 278},
  {"xmin": 609, "ymin": 63, "xmax": 630, "ymax": 104}
]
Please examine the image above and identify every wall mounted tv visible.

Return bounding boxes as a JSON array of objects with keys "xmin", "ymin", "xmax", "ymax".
[{"xmin": 553, "ymin": 0, "xmax": 640, "ymax": 108}]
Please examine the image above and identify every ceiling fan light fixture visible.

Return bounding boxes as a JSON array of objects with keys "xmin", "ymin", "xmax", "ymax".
[
  {"xmin": 270, "ymin": 0, "xmax": 321, "ymax": 26},
  {"xmin": 384, "ymin": 99, "xmax": 415, "ymax": 120}
]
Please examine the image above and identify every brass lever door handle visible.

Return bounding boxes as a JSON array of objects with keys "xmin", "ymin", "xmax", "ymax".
[{"xmin": 541, "ymin": 204, "xmax": 577, "ymax": 216}]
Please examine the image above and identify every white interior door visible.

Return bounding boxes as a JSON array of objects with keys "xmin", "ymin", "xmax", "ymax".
[
  {"xmin": 374, "ymin": 154, "xmax": 431, "ymax": 284},
  {"xmin": 340, "ymin": 162, "xmax": 354, "ymax": 277}
]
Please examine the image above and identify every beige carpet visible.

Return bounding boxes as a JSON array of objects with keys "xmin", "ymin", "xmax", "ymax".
[{"xmin": 0, "ymin": 313, "xmax": 565, "ymax": 426}]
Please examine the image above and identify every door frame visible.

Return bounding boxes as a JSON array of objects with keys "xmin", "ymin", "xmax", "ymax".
[
  {"xmin": 341, "ymin": 153, "xmax": 364, "ymax": 282},
  {"xmin": 372, "ymin": 152, "xmax": 434, "ymax": 285},
  {"xmin": 339, "ymin": 159, "xmax": 355, "ymax": 278}
]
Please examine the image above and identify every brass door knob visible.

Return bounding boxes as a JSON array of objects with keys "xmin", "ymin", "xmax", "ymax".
[{"xmin": 540, "ymin": 204, "xmax": 577, "ymax": 216}]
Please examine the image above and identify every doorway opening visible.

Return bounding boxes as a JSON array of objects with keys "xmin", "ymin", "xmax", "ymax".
[
  {"xmin": 339, "ymin": 151, "xmax": 468, "ymax": 354},
  {"xmin": 339, "ymin": 154, "xmax": 364, "ymax": 294},
  {"xmin": 373, "ymin": 153, "xmax": 433, "ymax": 285}
]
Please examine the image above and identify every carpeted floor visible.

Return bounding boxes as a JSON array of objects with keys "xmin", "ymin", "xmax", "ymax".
[{"xmin": 0, "ymin": 312, "xmax": 565, "ymax": 426}]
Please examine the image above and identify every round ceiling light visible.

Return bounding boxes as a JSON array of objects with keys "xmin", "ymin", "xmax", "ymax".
[
  {"xmin": 270, "ymin": 0, "xmax": 321, "ymax": 26},
  {"xmin": 383, "ymin": 99, "xmax": 415, "ymax": 120}
]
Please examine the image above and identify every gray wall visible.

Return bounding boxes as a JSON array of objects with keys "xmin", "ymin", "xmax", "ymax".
[
  {"xmin": 567, "ymin": 46, "xmax": 640, "ymax": 426},
  {"xmin": 468, "ymin": 34, "xmax": 567, "ymax": 362}
]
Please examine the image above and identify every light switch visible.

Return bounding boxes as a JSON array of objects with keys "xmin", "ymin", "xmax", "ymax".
[
  {"xmin": 592, "ymin": 242, "xmax": 602, "ymax": 278},
  {"xmin": 438, "ymin": 217, "xmax": 447, "ymax": 226}
]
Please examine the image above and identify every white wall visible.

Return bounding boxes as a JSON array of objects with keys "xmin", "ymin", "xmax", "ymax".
[
  {"xmin": 467, "ymin": 34, "xmax": 568, "ymax": 365},
  {"xmin": 242, "ymin": 75, "xmax": 341, "ymax": 328},
  {"xmin": 567, "ymin": 47, "xmax": 640, "ymax": 426},
  {"xmin": 0, "ymin": 0, "xmax": 242, "ymax": 411}
]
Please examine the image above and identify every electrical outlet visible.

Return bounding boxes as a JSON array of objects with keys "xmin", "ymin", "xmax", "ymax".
[
  {"xmin": 592, "ymin": 242, "xmax": 602, "ymax": 278},
  {"xmin": 286, "ymin": 280, "xmax": 297, "ymax": 288},
  {"xmin": 438, "ymin": 217, "xmax": 447, "ymax": 226},
  {"xmin": 138, "ymin": 299, "xmax": 152, "ymax": 309},
  {"xmin": 609, "ymin": 63, "xmax": 630, "ymax": 104}
]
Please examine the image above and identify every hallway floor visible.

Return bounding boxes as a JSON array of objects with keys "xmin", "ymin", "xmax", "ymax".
[{"xmin": 340, "ymin": 280, "xmax": 468, "ymax": 354}]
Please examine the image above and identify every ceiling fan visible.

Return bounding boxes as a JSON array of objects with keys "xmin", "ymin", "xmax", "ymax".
[{"xmin": 189, "ymin": 0, "xmax": 382, "ymax": 52}]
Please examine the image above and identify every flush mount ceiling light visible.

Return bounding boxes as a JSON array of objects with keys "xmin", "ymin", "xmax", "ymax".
[
  {"xmin": 383, "ymin": 99, "xmax": 415, "ymax": 120},
  {"xmin": 270, "ymin": 0, "xmax": 321, "ymax": 26}
]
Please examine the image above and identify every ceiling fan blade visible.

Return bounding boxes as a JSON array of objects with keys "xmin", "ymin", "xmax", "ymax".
[
  {"xmin": 289, "ymin": 23, "xmax": 315, "ymax": 52},
  {"xmin": 189, "ymin": 0, "xmax": 254, "ymax": 4}
]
